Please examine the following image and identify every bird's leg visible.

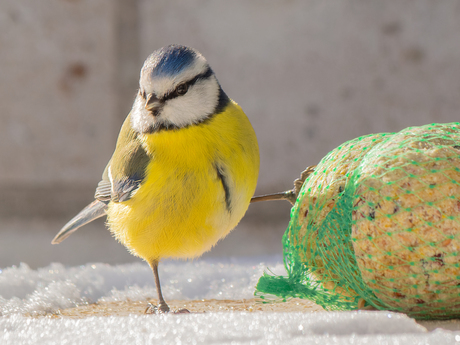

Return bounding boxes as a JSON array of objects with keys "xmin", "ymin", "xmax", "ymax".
[
  {"xmin": 250, "ymin": 165, "xmax": 316, "ymax": 205},
  {"xmin": 145, "ymin": 260, "xmax": 170, "ymax": 314},
  {"xmin": 145, "ymin": 260, "xmax": 190, "ymax": 314},
  {"xmin": 250, "ymin": 191, "xmax": 297, "ymax": 205}
]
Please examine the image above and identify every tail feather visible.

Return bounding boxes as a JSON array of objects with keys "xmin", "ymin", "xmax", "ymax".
[{"xmin": 51, "ymin": 200, "xmax": 108, "ymax": 244}]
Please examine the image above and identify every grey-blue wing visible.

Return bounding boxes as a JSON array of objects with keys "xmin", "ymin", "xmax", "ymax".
[
  {"xmin": 52, "ymin": 114, "xmax": 150, "ymax": 245},
  {"xmin": 51, "ymin": 200, "xmax": 108, "ymax": 244}
]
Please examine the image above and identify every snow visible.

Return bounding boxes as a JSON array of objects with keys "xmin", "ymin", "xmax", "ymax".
[
  {"xmin": 0, "ymin": 257, "xmax": 283, "ymax": 316},
  {"xmin": 1, "ymin": 257, "xmax": 460, "ymax": 344},
  {"xmin": 3, "ymin": 312, "xmax": 456, "ymax": 345}
]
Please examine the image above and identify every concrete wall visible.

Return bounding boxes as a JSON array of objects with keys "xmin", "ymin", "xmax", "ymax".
[
  {"xmin": 0, "ymin": 0, "xmax": 117, "ymax": 218},
  {"xmin": 1, "ymin": 1, "xmax": 460, "ymax": 266}
]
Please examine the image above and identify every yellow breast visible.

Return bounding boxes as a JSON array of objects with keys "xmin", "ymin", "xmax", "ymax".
[{"xmin": 106, "ymin": 100, "xmax": 259, "ymax": 262}]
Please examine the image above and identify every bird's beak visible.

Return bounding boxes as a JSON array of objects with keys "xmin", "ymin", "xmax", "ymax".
[{"xmin": 145, "ymin": 93, "xmax": 160, "ymax": 112}]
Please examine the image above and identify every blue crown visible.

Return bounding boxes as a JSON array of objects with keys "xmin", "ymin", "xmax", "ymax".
[{"xmin": 149, "ymin": 45, "xmax": 198, "ymax": 78}]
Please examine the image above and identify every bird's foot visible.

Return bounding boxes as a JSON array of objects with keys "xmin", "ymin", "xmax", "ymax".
[
  {"xmin": 293, "ymin": 165, "xmax": 316, "ymax": 196},
  {"xmin": 281, "ymin": 165, "xmax": 317, "ymax": 205},
  {"xmin": 145, "ymin": 301, "xmax": 170, "ymax": 314},
  {"xmin": 144, "ymin": 302, "xmax": 190, "ymax": 314},
  {"xmin": 174, "ymin": 308, "xmax": 191, "ymax": 314}
]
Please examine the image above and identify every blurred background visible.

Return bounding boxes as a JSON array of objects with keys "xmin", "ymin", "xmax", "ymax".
[{"xmin": 1, "ymin": 0, "xmax": 460, "ymax": 268}]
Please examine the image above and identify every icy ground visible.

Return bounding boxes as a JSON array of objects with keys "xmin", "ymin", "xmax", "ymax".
[{"xmin": 1, "ymin": 257, "xmax": 460, "ymax": 344}]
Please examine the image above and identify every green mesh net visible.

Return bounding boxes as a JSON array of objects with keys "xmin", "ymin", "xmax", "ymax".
[{"xmin": 256, "ymin": 122, "xmax": 460, "ymax": 320}]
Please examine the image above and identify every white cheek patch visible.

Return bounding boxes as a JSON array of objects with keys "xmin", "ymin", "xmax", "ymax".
[
  {"xmin": 130, "ymin": 95, "xmax": 156, "ymax": 134},
  {"xmin": 162, "ymin": 77, "xmax": 220, "ymax": 127}
]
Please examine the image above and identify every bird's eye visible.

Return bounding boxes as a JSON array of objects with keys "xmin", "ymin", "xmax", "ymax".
[{"xmin": 176, "ymin": 83, "xmax": 188, "ymax": 96}]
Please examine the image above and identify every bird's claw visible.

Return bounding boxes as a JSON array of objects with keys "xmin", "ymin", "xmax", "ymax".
[
  {"xmin": 284, "ymin": 165, "xmax": 317, "ymax": 205},
  {"xmin": 293, "ymin": 165, "xmax": 316, "ymax": 196},
  {"xmin": 144, "ymin": 303, "xmax": 190, "ymax": 314},
  {"xmin": 174, "ymin": 308, "xmax": 191, "ymax": 314},
  {"xmin": 145, "ymin": 302, "xmax": 170, "ymax": 314}
]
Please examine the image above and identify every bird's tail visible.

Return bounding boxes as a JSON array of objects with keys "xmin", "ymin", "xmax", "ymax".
[{"xmin": 51, "ymin": 200, "xmax": 108, "ymax": 244}]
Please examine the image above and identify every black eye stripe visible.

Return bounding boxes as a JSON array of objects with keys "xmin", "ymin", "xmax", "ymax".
[{"xmin": 161, "ymin": 67, "xmax": 213, "ymax": 102}]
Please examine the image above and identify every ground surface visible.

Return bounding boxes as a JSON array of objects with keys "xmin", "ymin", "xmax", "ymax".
[
  {"xmin": 33, "ymin": 297, "xmax": 460, "ymax": 332},
  {"xmin": 53, "ymin": 298, "xmax": 324, "ymax": 318}
]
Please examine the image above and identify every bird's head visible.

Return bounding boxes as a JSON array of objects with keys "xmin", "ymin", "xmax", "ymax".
[{"xmin": 130, "ymin": 45, "xmax": 226, "ymax": 133}]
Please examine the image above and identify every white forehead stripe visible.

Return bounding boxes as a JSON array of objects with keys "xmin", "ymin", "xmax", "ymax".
[{"xmin": 140, "ymin": 55, "xmax": 209, "ymax": 97}]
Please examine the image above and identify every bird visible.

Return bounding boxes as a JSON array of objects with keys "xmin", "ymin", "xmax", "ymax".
[{"xmin": 52, "ymin": 45, "xmax": 260, "ymax": 314}]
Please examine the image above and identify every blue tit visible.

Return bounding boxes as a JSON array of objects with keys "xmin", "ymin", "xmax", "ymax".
[{"xmin": 52, "ymin": 45, "xmax": 260, "ymax": 313}]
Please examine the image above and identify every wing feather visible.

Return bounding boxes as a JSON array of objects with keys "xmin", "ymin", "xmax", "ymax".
[{"xmin": 52, "ymin": 113, "xmax": 151, "ymax": 244}]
